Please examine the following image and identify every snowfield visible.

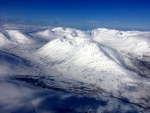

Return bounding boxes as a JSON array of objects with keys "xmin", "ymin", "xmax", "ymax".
[{"xmin": 0, "ymin": 25, "xmax": 150, "ymax": 113}]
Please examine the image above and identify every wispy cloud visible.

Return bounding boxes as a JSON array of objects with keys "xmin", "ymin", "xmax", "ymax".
[
  {"xmin": 87, "ymin": 20, "xmax": 99, "ymax": 24},
  {"xmin": 24, "ymin": 19, "xmax": 48, "ymax": 25},
  {"xmin": 35, "ymin": 21, "xmax": 48, "ymax": 25},
  {"xmin": 0, "ymin": 18, "xmax": 22, "ymax": 24},
  {"xmin": 0, "ymin": 18, "xmax": 50, "ymax": 26}
]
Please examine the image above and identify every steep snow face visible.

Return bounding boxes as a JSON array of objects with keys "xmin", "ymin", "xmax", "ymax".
[
  {"xmin": 51, "ymin": 27, "xmax": 72, "ymax": 32},
  {"xmin": 0, "ymin": 32, "xmax": 10, "ymax": 47},
  {"xmin": 37, "ymin": 37, "xmax": 149, "ymax": 100},
  {"xmin": 31, "ymin": 27, "xmax": 87, "ymax": 42},
  {"xmin": 0, "ymin": 26, "xmax": 150, "ymax": 112},
  {"xmin": 32, "ymin": 29, "xmax": 55, "ymax": 41},
  {"xmin": 38, "ymin": 38, "xmax": 76, "ymax": 62},
  {"xmin": 52, "ymin": 42, "xmax": 129, "ymax": 91},
  {"xmin": 92, "ymin": 29, "xmax": 150, "ymax": 60},
  {"xmin": 37, "ymin": 29, "xmax": 90, "ymax": 63},
  {"xmin": 35, "ymin": 28, "xmax": 150, "ymax": 61},
  {"xmin": 6, "ymin": 30, "xmax": 35, "ymax": 44},
  {"xmin": 35, "ymin": 27, "xmax": 150, "ymax": 110}
]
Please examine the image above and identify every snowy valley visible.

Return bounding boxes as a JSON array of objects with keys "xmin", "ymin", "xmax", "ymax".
[{"xmin": 0, "ymin": 24, "xmax": 150, "ymax": 113}]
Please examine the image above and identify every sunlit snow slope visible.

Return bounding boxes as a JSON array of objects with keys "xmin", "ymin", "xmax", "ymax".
[{"xmin": 0, "ymin": 25, "xmax": 150, "ymax": 112}]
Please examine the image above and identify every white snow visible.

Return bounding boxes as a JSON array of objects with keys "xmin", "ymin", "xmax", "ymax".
[
  {"xmin": 35, "ymin": 27, "xmax": 150, "ymax": 108},
  {"xmin": 0, "ymin": 26, "xmax": 150, "ymax": 112},
  {"xmin": 6, "ymin": 30, "xmax": 35, "ymax": 44},
  {"xmin": 92, "ymin": 29, "xmax": 150, "ymax": 59},
  {"xmin": 0, "ymin": 32, "xmax": 10, "ymax": 47}
]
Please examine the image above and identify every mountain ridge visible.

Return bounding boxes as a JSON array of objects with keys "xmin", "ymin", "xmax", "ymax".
[{"xmin": 0, "ymin": 25, "xmax": 150, "ymax": 112}]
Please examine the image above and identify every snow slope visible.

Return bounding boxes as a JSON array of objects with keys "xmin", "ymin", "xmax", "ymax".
[
  {"xmin": 37, "ymin": 32, "xmax": 150, "ymax": 108},
  {"xmin": 0, "ymin": 26, "xmax": 150, "ymax": 112},
  {"xmin": 6, "ymin": 30, "xmax": 35, "ymax": 44},
  {"xmin": 0, "ymin": 32, "xmax": 10, "ymax": 47},
  {"xmin": 0, "ymin": 52, "xmax": 43, "ymax": 76},
  {"xmin": 36, "ymin": 27, "xmax": 150, "ymax": 110},
  {"xmin": 91, "ymin": 28, "xmax": 150, "ymax": 60}
]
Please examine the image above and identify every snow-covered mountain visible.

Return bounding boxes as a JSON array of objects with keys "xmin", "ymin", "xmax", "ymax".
[{"xmin": 0, "ymin": 25, "xmax": 150, "ymax": 112}]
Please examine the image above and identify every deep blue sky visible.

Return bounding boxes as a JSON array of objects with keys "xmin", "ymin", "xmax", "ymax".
[{"xmin": 0, "ymin": 0, "xmax": 150, "ymax": 30}]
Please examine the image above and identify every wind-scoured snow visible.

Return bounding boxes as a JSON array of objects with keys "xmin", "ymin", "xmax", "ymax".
[
  {"xmin": 0, "ymin": 25, "xmax": 150, "ymax": 112},
  {"xmin": 6, "ymin": 30, "xmax": 35, "ymax": 44},
  {"xmin": 91, "ymin": 29, "xmax": 150, "ymax": 60},
  {"xmin": 0, "ymin": 32, "xmax": 10, "ymax": 47}
]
